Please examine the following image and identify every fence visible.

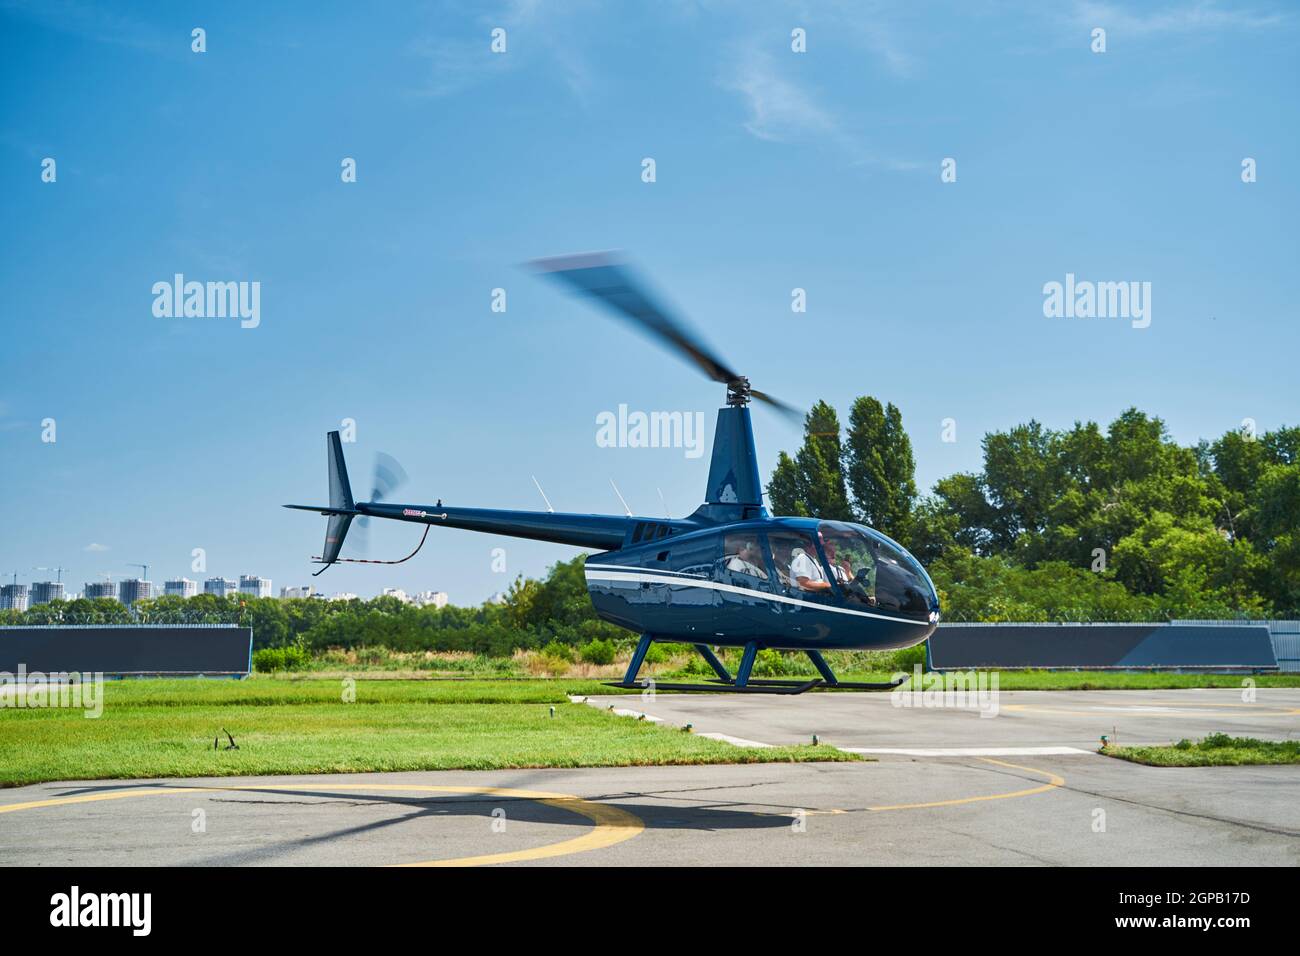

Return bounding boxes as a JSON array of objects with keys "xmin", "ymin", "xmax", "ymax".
[
  {"xmin": 0, "ymin": 625, "xmax": 253, "ymax": 677},
  {"xmin": 928, "ymin": 622, "xmax": 1279, "ymax": 672}
]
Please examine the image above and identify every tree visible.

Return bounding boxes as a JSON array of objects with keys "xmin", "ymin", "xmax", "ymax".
[
  {"xmin": 844, "ymin": 396, "xmax": 916, "ymax": 539},
  {"xmin": 766, "ymin": 451, "xmax": 806, "ymax": 517},
  {"xmin": 765, "ymin": 400, "xmax": 851, "ymax": 519}
]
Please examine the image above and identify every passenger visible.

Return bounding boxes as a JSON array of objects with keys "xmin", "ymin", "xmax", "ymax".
[
  {"xmin": 726, "ymin": 539, "xmax": 768, "ymax": 579},
  {"xmin": 789, "ymin": 543, "xmax": 832, "ymax": 592}
]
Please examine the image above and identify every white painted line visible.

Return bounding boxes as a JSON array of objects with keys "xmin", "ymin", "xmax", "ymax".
[
  {"xmin": 698, "ymin": 732, "xmax": 774, "ymax": 749},
  {"xmin": 841, "ymin": 746, "xmax": 1094, "ymax": 757},
  {"xmin": 579, "ymin": 697, "xmax": 776, "ymax": 747},
  {"xmin": 607, "ymin": 707, "xmax": 663, "ymax": 723}
]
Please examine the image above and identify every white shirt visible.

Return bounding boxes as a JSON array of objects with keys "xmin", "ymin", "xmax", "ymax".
[
  {"xmin": 727, "ymin": 555, "xmax": 767, "ymax": 579},
  {"xmin": 789, "ymin": 549, "xmax": 825, "ymax": 587}
]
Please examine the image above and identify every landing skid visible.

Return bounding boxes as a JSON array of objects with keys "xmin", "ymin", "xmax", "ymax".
[
  {"xmin": 609, "ymin": 637, "xmax": 908, "ymax": 694},
  {"xmin": 603, "ymin": 678, "xmax": 821, "ymax": 695}
]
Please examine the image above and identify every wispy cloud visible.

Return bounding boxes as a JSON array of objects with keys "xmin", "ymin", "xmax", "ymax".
[
  {"xmin": 83, "ymin": 543, "xmax": 110, "ymax": 553},
  {"xmin": 1070, "ymin": 0, "xmax": 1290, "ymax": 35},
  {"xmin": 717, "ymin": 38, "xmax": 924, "ymax": 172},
  {"xmin": 719, "ymin": 46, "xmax": 839, "ymax": 143},
  {"xmin": 408, "ymin": 0, "xmax": 596, "ymax": 101}
]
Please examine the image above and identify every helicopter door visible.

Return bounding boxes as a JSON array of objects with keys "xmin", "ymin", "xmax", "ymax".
[
  {"xmin": 662, "ymin": 534, "xmax": 720, "ymax": 638},
  {"xmin": 713, "ymin": 531, "xmax": 780, "ymax": 639},
  {"xmin": 766, "ymin": 529, "xmax": 836, "ymax": 636}
]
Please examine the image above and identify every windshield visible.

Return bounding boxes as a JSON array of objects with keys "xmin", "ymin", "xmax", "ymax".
[{"xmin": 817, "ymin": 521, "xmax": 936, "ymax": 620}]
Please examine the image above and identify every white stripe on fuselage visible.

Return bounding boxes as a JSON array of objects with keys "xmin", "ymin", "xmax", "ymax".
[{"xmin": 583, "ymin": 566, "xmax": 928, "ymax": 625}]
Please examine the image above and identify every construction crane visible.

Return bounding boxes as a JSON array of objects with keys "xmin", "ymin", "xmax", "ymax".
[
  {"xmin": 127, "ymin": 563, "xmax": 149, "ymax": 581},
  {"xmin": 33, "ymin": 566, "xmax": 70, "ymax": 583}
]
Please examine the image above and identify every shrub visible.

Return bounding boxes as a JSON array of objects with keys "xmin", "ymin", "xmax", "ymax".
[
  {"xmin": 643, "ymin": 642, "xmax": 669, "ymax": 665},
  {"xmin": 540, "ymin": 640, "xmax": 574, "ymax": 663},
  {"xmin": 579, "ymin": 638, "xmax": 616, "ymax": 665},
  {"xmin": 253, "ymin": 639, "xmax": 311, "ymax": 673}
]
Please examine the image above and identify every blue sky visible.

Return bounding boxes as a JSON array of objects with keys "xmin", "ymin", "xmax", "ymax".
[{"xmin": 2, "ymin": 0, "xmax": 1297, "ymax": 603}]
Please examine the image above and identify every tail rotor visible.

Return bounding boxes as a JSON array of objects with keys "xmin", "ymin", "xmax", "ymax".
[{"xmin": 351, "ymin": 452, "xmax": 409, "ymax": 556}]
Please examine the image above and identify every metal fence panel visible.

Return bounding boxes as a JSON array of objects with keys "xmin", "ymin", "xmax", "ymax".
[
  {"xmin": 930, "ymin": 622, "xmax": 1278, "ymax": 672},
  {"xmin": 0, "ymin": 625, "xmax": 252, "ymax": 676}
]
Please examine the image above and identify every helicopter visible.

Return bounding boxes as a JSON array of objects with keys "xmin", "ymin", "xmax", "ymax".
[{"xmin": 287, "ymin": 252, "xmax": 940, "ymax": 693}]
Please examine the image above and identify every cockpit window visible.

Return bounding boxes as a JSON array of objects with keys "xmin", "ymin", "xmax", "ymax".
[
  {"xmin": 720, "ymin": 532, "xmax": 770, "ymax": 590},
  {"xmin": 818, "ymin": 521, "xmax": 934, "ymax": 619}
]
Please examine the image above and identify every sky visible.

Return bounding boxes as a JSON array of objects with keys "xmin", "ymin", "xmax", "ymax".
[{"xmin": 1, "ymin": 0, "xmax": 1298, "ymax": 604}]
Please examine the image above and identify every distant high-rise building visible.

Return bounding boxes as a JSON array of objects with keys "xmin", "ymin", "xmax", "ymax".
[
  {"xmin": 164, "ymin": 578, "xmax": 197, "ymax": 599},
  {"xmin": 280, "ymin": 585, "xmax": 315, "ymax": 599},
  {"xmin": 239, "ymin": 575, "xmax": 271, "ymax": 599},
  {"xmin": 118, "ymin": 579, "xmax": 153, "ymax": 605},
  {"xmin": 381, "ymin": 587, "xmax": 410, "ymax": 603},
  {"xmin": 84, "ymin": 581, "xmax": 118, "ymax": 601},
  {"xmin": 204, "ymin": 577, "xmax": 239, "ymax": 597},
  {"xmin": 412, "ymin": 590, "xmax": 449, "ymax": 609},
  {"xmin": 0, "ymin": 584, "xmax": 29, "ymax": 612},
  {"xmin": 329, "ymin": 592, "xmax": 358, "ymax": 601},
  {"xmin": 30, "ymin": 581, "xmax": 65, "ymax": 605}
]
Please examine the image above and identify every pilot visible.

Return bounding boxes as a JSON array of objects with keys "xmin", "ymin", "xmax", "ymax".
[
  {"xmin": 821, "ymin": 537, "xmax": 853, "ymax": 585},
  {"xmin": 726, "ymin": 539, "xmax": 768, "ymax": 579},
  {"xmin": 789, "ymin": 544, "xmax": 831, "ymax": 592}
]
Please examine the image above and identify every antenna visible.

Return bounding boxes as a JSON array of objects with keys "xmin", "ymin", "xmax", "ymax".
[
  {"xmin": 531, "ymin": 475, "xmax": 555, "ymax": 514},
  {"xmin": 657, "ymin": 487, "xmax": 671, "ymax": 519},
  {"xmin": 609, "ymin": 478, "xmax": 632, "ymax": 517}
]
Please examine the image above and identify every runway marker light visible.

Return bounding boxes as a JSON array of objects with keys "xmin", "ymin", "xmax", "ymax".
[
  {"xmin": 684, "ymin": 723, "xmax": 693, "ymax": 733},
  {"xmin": 812, "ymin": 734, "xmax": 819, "ymax": 746}
]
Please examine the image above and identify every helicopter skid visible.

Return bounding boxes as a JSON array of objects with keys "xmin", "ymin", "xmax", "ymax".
[
  {"xmin": 602, "ymin": 674, "xmax": 906, "ymax": 695},
  {"xmin": 603, "ymin": 678, "xmax": 821, "ymax": 695}
]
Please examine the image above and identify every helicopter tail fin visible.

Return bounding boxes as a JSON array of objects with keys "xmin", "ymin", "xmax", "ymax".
[
  {"xmin": 319, "ymin": 431, "xmax": 355, "ymax": 564},
  {"xmin": 283, "ymin": 431, "xmax": 358, "ymax": 566}
]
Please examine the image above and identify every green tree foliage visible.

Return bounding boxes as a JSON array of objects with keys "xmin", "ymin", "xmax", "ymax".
[
  {"xmin": 771, "ymin": 402, "xmax": 1300, "ymax": 618},
  {"xmin": 767, "ymin": 398, "xmax": 896, "ymax": 525},
  {"xmin": 768, "ymin": 401, "xmax": 853, "ymax": 520},
  {"xmin": 845, "ymin": 396, "xmax": 917, "ymax": 540}
]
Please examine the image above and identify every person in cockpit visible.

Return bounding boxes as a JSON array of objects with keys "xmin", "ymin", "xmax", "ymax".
[
  {"xmin": 790, "ymin": 543, "xmax": 831, "ymax": 592},
  {"xmin": 726, "ymin": 539, "xmax": 768, "ymax": 579},
  {"xmin": 821, "ymin": 536, "xmax": 853, "ymax": 585}
]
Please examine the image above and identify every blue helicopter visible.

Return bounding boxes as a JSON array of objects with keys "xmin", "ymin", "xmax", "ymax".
[{"xmin": 288, "ymin": 253, "xmax": 940, "ymax": 693}]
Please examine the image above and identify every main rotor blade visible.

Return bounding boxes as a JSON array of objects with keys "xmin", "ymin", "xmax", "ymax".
[
  {"xmin": 750, "ymin": 387, "xmax": 803, "ymax": 423},
  {"xmin": 529, "ymin": 251, "xmax": 738, "ymax": 385}
]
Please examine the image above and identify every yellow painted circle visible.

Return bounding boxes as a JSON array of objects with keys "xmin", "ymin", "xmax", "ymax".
[{"xmin": 0, "ymin": 783, "xmax": 644, "ymax": 867}]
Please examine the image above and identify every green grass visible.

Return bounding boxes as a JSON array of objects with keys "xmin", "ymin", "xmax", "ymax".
[
  {"xmin": 1102, "ymin": 733, "xmax": 1300, "ymax": 767},
  {"xmin": 0, "ymin": 678, "xmax": 854, "ymax": 788}
]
